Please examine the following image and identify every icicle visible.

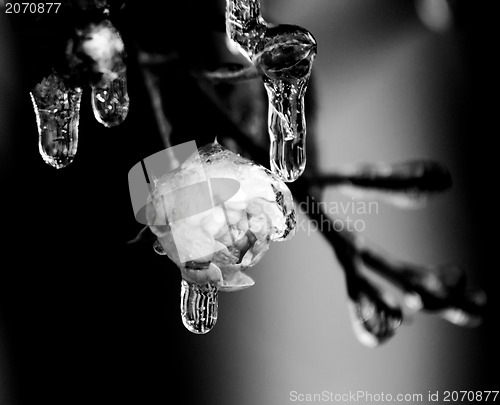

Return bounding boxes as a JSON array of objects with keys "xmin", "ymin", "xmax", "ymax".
[
  {"xmin": 30, "ymin": 73, "xmax": 82, "ymax": 169},
  {"xmin": 72, "ymin": 19, "xmax": 129, "ymax": 127},
  {"xmin": 225, "ymin": 0, "xmax": 317, "ymax": 182},
  {"xmin": 180, "ymin": 280, "xmax": 219, "ymax": 334},
  {"xmin": 91, "ymin": 70, "xmax": 129, "ymax": 127},
  {"xmin": 255, "ymin": 25, "xmax": 317, "ymax": 182}
]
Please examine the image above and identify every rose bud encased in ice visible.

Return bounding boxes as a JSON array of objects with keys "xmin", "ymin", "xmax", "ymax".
[{"xmin": 146, "ymin": 141, "xmax": 296, "ymax": 291}]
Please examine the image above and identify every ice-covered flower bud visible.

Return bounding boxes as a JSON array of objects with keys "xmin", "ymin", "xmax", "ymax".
[{"xmin": 145, "ymin": 141, "xmax": 296, "ymax": 333}]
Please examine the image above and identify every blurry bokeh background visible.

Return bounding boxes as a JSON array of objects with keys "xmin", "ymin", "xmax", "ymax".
[{"xmin": 0, "ymin": 1, "xmax": 497, "ymax": 404}]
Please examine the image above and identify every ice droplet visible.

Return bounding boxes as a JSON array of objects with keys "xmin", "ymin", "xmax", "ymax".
[
  {"xmin": 91, "ymin": 72, "xmax": 129, "ymax": 127},
  {"xmin": 153, "ymin": 239, "xmax": 166, "ymax": 255},
  {"xmin": 180, "ymin": 280, "xmax": 219, "ymax": 334},
  {"xmin": 439, "ymin": 289, "xmax": 486, "ymax": 328},
  {"xmin": 404, "ymin": 292, "xmax": 424, "ymax": 311},
  {"xmin": 348, "ymin": 292, "xmax": 402, "ymax": 347},
  {"xmin": 30, "ymin": 73, "xmax": 82, "ymax": 169}
]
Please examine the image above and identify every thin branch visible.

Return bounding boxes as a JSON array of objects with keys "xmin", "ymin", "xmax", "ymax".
[
  {"xmin": 138, "ymin": 51, "xmax": 178, "ymax": 169},
  {"xmin": 192, "ymin": 64, "xmax": 260, "ymax": 83},
  {"xmin": 313, "ymin": 160, "xmax": 452, "ymax": 192}
]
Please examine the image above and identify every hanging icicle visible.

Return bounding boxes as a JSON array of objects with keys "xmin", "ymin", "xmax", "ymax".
[
  {"xmin": 73, "ymin": 19, "xmax": 130, "ymax": 127},
  {"xmin": 225, "ymin": 0, "xmax": 317, "ymax": 182},
  {"xmin": 30, "ymin": 72, "xmax": 83, "ymax": 169}
]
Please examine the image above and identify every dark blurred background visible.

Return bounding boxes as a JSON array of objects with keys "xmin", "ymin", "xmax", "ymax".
[{"xmin": 0, "ymin": 1, "xmax": 497, "ymax": 404}]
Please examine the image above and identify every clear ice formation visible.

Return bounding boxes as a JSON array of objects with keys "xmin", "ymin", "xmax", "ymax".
[
  {"xmin": 78, "ymin": 19, "xmax": 130, "ymax": 127},
  {"xmin": 348, "ymin": 289, "xmax": 403, "ymax": 347},
  {"xmin": 180, "ymin": 279, "xmax": 219, "ymax": 334},
  {"xmin": 91, "ymin": 70, "xmax": 129, "ymax": 127},
  {"xmin": 226, "ymin": 0, "xmax": 267, "ymax": 60},
  {"xmin": 226, "ymin": 0, "xmax": 317, "ymax": 182},
  {"xmin": 146, "ymin": 141, "xmax": 296, "ymax": 333},
  {"xmin": 30, "ymin": 19, "xmax": 129, "ymax": 168},
  {"xmin": 30, "ymin": 73, "xmax": 83, "ymax": 169},
  {"xmin": 256, "ymin": 26, "xmax": 317, "ymax": 182}
]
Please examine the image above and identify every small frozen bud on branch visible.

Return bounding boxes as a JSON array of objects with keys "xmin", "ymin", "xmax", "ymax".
[{"xmin": 347, "ymin": 273, "xmax": 403, "ymax": 347}]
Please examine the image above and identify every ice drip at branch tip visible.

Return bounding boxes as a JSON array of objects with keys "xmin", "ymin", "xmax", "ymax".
[
  {"xmin": 225, "ymin": 0, "xmax": 317, "ymax": 182},
  {"xmin": 76, "ymin": 19, "xmax": 130, "ymax": 127},
  {"xmin": 255, "ymin": 25, "xmax": 317, "ymax": 182},
  {"xmin": 348, "ymin": 289, "xmax": 403, "ymax": 347},
  {"xmin": 181, "ymin": 280, "xmax": 219, "ymax": 334},
  {"xmin": 91, "ymin": 71, "xmax": 129, "ymax": 127},
  {"xmin": 30, "ymin": 73, "xmax": 82, "ymax": 169}
]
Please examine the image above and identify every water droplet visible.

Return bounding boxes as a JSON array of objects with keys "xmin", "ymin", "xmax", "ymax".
[
  {"xmin": 412, "ymin": 264, "xmax": 467, "ymax": 310},
  {"xmin": 439, "ymin": 289, "xmax": 486, "ymax": 327},
  {"xmin": 440, "ymin": 308, "xmax": 480, "ymax": 327},
  {"xmin": 153, "ymin": 239, "xmax": 166, "ymax": 255},
  {"xmin": 404, "ymin": 292, "xmax": 423, "ymax": 311},
  {"xmin": 91, "ymin": 72, "xmax": 129, "ymax": 127},
  {"xmin": 254, "ymin": 25, "xmax": 317, "ymax": 182},
  {"xmin": 30, "ymin": 73, "xmax": 82, "ymax": 169},
  {"xmin": 180, "ymin": 280, "xmax": 219, "ymax": 334},
  {"xmin": 348, "ymin": 291, "xmax": 402, "ymax": 347}
]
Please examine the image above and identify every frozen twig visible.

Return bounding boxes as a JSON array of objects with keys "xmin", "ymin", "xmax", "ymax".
[
  {"xmin": 313, "ymin": 160, "xmax": 452, "ymax": 192},
  {"xmin": 193, "ymin": 64, "xmax": 260, "ymax": 83}
]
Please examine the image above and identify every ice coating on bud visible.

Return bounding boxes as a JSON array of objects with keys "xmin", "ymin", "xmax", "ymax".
[
  {"xmin": 30, "ymin": 73, "xmax": 83, "ymax": 169},
  {"xmin": 146, "ymin": 141, "xmax": 296, "ymax": 273},
  {"xmin": 145, "ymin": 141, "xmax": 296, "ymax": 333},
  {"xmin": 255, "ymin": 25, "xmax": 317, "ymax": 182}
]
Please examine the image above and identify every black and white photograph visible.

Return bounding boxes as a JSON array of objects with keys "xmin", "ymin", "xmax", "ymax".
[{"xmin": 0, "ymin": 1, "xmax": 497, "ymax": 404}]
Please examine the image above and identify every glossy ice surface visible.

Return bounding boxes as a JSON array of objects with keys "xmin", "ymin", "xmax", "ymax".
[
  {"xmin": 225, "ymin": 0, "xmax": 317, "ymax": 182},
  {"xmin": 91, "ymin": 71, "xmax": 129, "ymax": 127},
  {"xmin": 146, "ymin": 141, "xmax": 296, "ymax": 333},
  {"xmin": 30, "ymin": 73, "xmax": 82, "ymax": 169}
]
